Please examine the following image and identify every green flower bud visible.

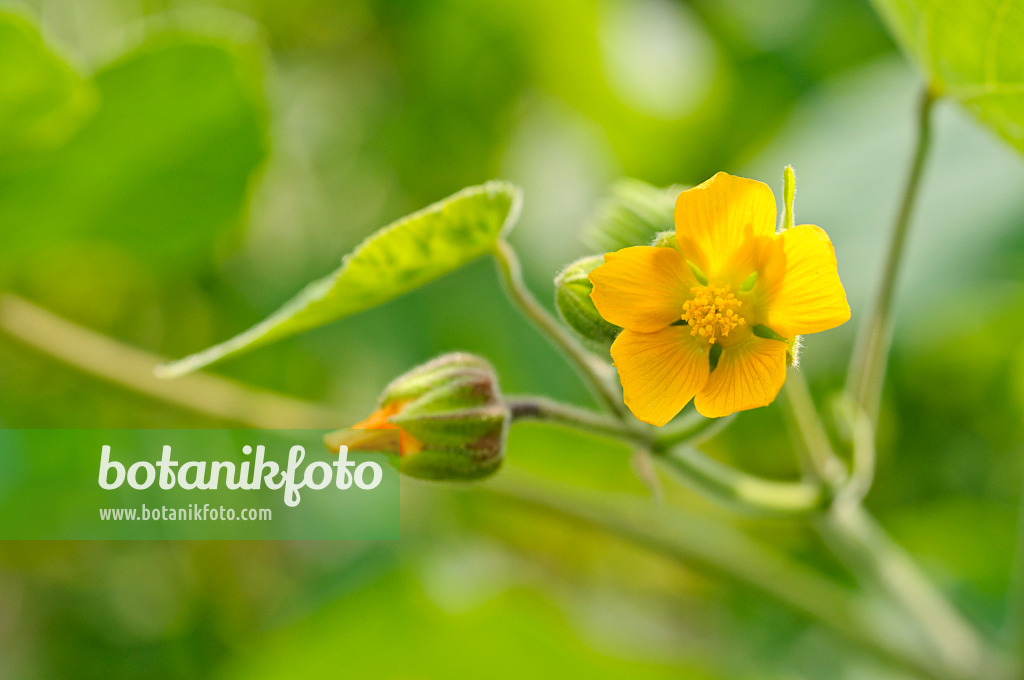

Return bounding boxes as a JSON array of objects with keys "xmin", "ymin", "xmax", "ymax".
[
  {"xmin": 325, "ymin": 353, "xmax": 508, "ymax": 481},
  {"xmin": 554, "ymin": 255, "xmax": 621, "ymax": 351},
  {"xmin": 585, "ymin": 178, "xmax": 684, "ymax": 252},
  {"xmin": 651, "ymin": 230, "xmax": 677, "ymax": 248}
]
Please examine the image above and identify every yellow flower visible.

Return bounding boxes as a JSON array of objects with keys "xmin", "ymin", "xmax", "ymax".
[{"xmin": 589, "ymin": 172, "xmax": 850, "ymax": 424}]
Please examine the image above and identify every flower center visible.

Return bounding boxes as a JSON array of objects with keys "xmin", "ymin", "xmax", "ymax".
[{"xmin": 682, "ymin": 284, "xmax": 745, "ymax": 344}]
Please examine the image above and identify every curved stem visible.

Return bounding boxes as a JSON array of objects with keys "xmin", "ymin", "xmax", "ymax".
[
  {"xmin": 492, "ymin": 240, "xmax": 629, "ymax": 418},
  {"xmin": 509, "ymin": 395, "xmax": 827, "ymax": 516},
  {"xmin": 782, "ymin": 370, "xmax": 847, "ymax": 487},
  {"xmin": 508, "ymin": 395, "xmax": 648, "ymax": 444},
  {"xmin": 486, "ymin": 471, "xmax": 962, "ymax": 680},
  {"xmin": 847, "ymin": 88, "xmax": 937, "ymax": 422},
  {"xmin": 653, "ymin": 412, "xmax": 729, "ymax": 449},
  {"xmin": 818, "ymin": 505, "xmax": 1014, "ymax": 680},
  {"xmin": 832, "ymin": 397, "xmax": 876, "ymax": 509},
  {"xmin": 782, "ymin": 366, "xmax": 1007, "ymax": 675},
  {"xmin": 825, "ymin": 87, "xmax": 1006, "ymax": 673},
  {"xmin": 658, "ymin": 445, "xmax": 827, "ymax": 516}
]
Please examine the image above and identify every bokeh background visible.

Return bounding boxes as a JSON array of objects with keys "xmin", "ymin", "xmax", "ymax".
[{"xmin": 1, "ymin": 0, "xmax": 1024, "ymax": 678}]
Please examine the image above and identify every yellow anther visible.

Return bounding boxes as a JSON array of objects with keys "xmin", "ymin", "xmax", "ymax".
[{"xmin": 681, "ymin": 284, "xmax": 745, "ymax": 344}]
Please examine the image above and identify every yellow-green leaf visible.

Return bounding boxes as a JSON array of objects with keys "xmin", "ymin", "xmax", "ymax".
[
  {"xmin": 873, "ymin": 0, "xmax": 1024, "ymax": 154},
  {"xmin": 0, "ymin": 27, "xmax": 269, "ymax": 273},
  {"xmin": 0, "ymin": 10, "xmax": 95, "ymax": 158},
  {"xmin": 158, "ymin": 182, "xmax": 522, "ymax": 377}
]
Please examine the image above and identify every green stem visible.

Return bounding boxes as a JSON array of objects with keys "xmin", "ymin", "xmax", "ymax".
[
  {"xmin": 653, "ymin": 411, "xmax": 729, "ymax": 449},
  {"xmin": 658, "ymin": 445, "xmax": 827, "ymax": 516},
  {"xmin": 782, "ymin": 370, "xmax": 847, "ymax": 487},
  {"xmin": 818, "ymin": 505, "xmax": 1014, "ymax": 680},
  {"xmin": 509, "ymin": 395, "xmax": 827, "ymax": 516},
  {"xmin": 847, "ymin": 88, "xmax": 937, "ymax": 422},
  {"xmin": 486, "ymin": 471, "xmax": 961, "ymax": 680},
  {"xmin": 508, "ymin": 395, "xmax": 648, "ymax": 444},
  {"xmin": 492, "ymin": 240, "xmax": 629, "ymax": 418},
  {"xmin": 782, "ymin": 365, "xmax": 1006, "ymax": 676},
  {"xmin": 832, "ymin": 397, "xmax": 876, "ymax": 509},
  {"xmin": 826, "ymin": 87, "xmax": 1006, "ymax": 673}
]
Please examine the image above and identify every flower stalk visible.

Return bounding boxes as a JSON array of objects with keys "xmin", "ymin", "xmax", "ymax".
[
  {"xmin": 847, "ymin": 88, "xmax": 937, "ymax": 422},
  {"xmin": 509, "ymin": 395, "xmax": 828, "ymax": 516},
  {"xmin": 492, "ymin": 240, "xmax": 629, "ymax": 419},
  {"xmin": 819, "ymin": 504, "xmax": 1014, "ymax": 680},
  {"xmin": 781, "ymin": 370, "xmax": 847, "ymax": 487},
  {"xmin": 507, "ymin": 395, "xmax": 645, "ymax": 443},
  {"xmin": 486, "ymin": 470, "xmax": 968, "ymax": 680},
  {"xmin": 778, "ymin": 87, "xmax": 1011, "ymax": 679}
]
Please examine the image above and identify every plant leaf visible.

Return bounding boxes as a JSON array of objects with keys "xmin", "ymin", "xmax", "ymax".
[
  {"xmin": 158, "ymin": 181, "xmax": 522, "ymax": 377},
  {"xmin": 0, "ymin": 28, "xmax": 269, "ymax": 272},
  {"xmin": 872, "ymin": 0, "xmax": 1024, "ymax": 154},
  {"xmin": 0, "ymin": 10, "xmax": 95, "ymax": 159}
]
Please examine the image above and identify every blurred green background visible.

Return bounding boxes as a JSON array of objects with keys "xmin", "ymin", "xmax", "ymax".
[{"xmin": 1, "ymin": 0, "xmax": 1023, "ymax": 678}]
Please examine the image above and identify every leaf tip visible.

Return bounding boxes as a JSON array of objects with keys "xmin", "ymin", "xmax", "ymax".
[
  {"xmin": 480, "ymin": 179, "xmax": 523, "ymax": 236},
  {"xmin": 154, "ymin": 351, "xmax": 213, "ymax": 379},
  {"xmin": 153, "ymin": 361, "xmax": 187, "ymax": 380}
]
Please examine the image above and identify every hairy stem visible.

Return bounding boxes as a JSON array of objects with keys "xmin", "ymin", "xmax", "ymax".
[
  {"xmin": 847, "ymin": 88, "xmax": 937, "ymax": 422},
  {"xmin": 509, "ymin": 395, "xmax": 827, "ymax": 516},
  {"xmin": 654, "ymin": 411, "xmax": 729, "ymax": 449},
  {"xmin": 486, "ymin": 471, "xmax": 965, "ymax": 680},
  {"xmin": 782, "ymin": 366, "xmax": 1004, "ymax": 674},
  {"xmin": 818, "ymin": 505, "xmax": 1014, "ymax": 680},
  {"xmin": 824, "ymin": 87, "xmax": 1006, "ymax": 674},
  {"xmin": 508, "ymin": 395, "xmax": 647, "ymax": 443},
  {"xmin": 659, "ymin": 445, "xmax": 826, "ymax": 516},
  {"xmin": 782, "ymin": 369, "xmax": 847, "ymax": 486},
  {"xmin": 782, "ymin": 365, "xmax": 1005, "ymax": 677},
  {"xmin": 492, "ymin": 240, "xmax": 628, "ymax": 418}
]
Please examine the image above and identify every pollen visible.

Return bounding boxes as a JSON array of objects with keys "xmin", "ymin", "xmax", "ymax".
[{"xmin": 682, "ymin": 285, "xmax": 745, "ymax": 344}]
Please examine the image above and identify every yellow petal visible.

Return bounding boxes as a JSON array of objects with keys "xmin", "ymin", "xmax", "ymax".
[
  {"xmin": 760, "ymin": 224, "xmax": 851, "ymax": 338},
  {"xmin": 611, "ymin": 326, "xmax": 710, "ymax": 426},
  {"xmin": 675, "ymin": 172, "xmax": 777, "ymax": 280},
  {"xmin": 590, "ymin": 246, "xmax": 694, "ymax": 333},
  {"xmin": 694, "ymin": 336, "xmax": 787, "ymax": 418}
]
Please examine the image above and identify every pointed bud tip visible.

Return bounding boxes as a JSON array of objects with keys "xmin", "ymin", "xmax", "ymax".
[{"xmin": 330, "ymin": 353, "xmax": 509, "ymax": 481}]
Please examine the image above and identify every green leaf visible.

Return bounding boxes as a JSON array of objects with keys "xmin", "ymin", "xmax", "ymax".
[
  {"xmin": 872, "ymin": 0, "xmax": 1024, "ymax": 154},
  {"xmin": 0, "ymin": 11, "xmax": 95, "ymax": 159},
  {"xmin": 0, "ymin": 27, "xmax": 268, "ymax": 271},
  {"xmin": 158, "ymin": 182, "xmax": 522, "ymax": 377},
  {"xmin": 585, "ymin": 178, "xmax": 682, "ymax": 252}
]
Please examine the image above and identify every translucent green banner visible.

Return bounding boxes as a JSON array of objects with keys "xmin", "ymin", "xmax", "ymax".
[{"xmin": 0, "ymin": 430, "xmax": 400, "ymax": 540}]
